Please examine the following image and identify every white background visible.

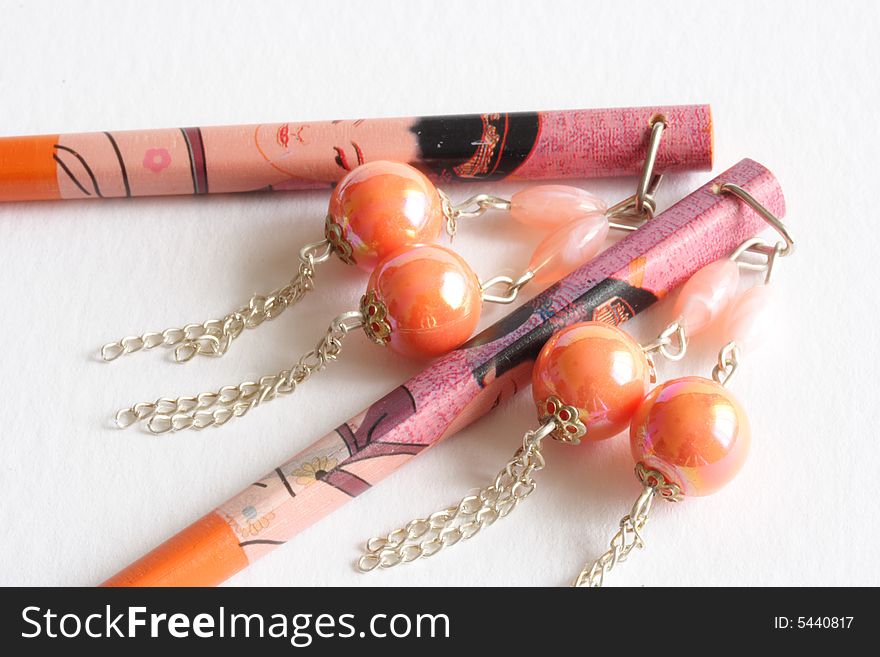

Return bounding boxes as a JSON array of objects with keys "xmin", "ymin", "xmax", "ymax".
[{"xmin": 0, "ymin": 0, "xmax": 877, "ymax": 587}]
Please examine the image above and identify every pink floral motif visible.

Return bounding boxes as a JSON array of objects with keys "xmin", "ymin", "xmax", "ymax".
[{"xmin": 143, "ymin": 148, "xmax": 171, "ymax": 173}]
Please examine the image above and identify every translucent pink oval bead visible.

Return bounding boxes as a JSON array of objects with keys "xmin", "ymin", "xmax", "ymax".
[
  {"xmin": 722, "ymin": 284, "xmax": 775, "ymax": 355},
  {"xmin": 510, "ymin": 185, "xmax": 608, "ymax": 229},
  {"xmin": 528, "ymin": 214, "xmax": 609, "ymax": 287},
  {"xmin": 673, "ymin": 259, "xmax": 740, "ymax": 335}
]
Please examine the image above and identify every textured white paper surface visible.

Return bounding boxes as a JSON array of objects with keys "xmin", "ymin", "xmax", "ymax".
[{"xmin": 0, "ymin": 0, "xmax": 877, "ymax": 587}]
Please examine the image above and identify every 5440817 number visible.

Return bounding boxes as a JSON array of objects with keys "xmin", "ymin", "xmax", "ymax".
[{"xmin": 774, "ymin": 617, "xmax": 853, "ymax": 629}]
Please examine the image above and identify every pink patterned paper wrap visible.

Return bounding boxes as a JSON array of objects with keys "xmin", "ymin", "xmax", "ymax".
[{"xmin": 0, "ymin": 106, "xmax": 712, "ymax": 202}]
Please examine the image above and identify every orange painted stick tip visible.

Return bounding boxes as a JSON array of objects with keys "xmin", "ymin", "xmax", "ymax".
[
  {"xmin": 100, "ymin": 512, "xmax": 247, "ymax": 588},
  {"xmin": 0, "ymin": 135, "xmax": 61, "ymax": 201}
]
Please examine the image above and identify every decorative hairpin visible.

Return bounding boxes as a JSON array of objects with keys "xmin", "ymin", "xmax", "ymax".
[{"xmin": 356, "ymin": 184, "xmax": 794, "ymax": 584}]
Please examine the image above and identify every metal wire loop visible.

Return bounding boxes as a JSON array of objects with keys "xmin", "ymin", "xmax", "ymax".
[
  {"xmin": 606, "ymin": 173, "xmax": 663, "ymax": 225},
  {"xmin": 728, "ymin": 236, "xmax": 785, "ymax": 284},
  {"xmin": 606, "ymin": 115, "xmax": 666, "ymax": 224},
  {"xmin": 716, "ymin": 182, "xmax": 795, "ymax": 257},
  {"xmin": 635, "ymin": 116, "xmax": 667, "ymax": 215},
  {"xmin": 454, "ymin": 193, "xmax": 513, "ymax": 216},
  {"xmin": 480, "ymin": 270, "xmax": 536, "ymax": 304},
  {"xmin": 642, "ymin": 321, "xmax": 688, "ymax": 362},
  {"xmin": 440, "ymin": 190, "xmax": 512, "ymax": 239}
]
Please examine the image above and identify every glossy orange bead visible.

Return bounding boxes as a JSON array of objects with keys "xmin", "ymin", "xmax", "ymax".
[
  {"xmin": 532, "ymin": 322, "xmax": 650, "ymax": 441},
  {"xmin": 366, "ymin": 244, "xmax": 483, "ymax": 358},
  {"xmin": 630, "ymin": 376, "xmax": 751, "ymax": 497},
  {"xmin": 327, "ymin": 161, "xmax": 443, "ymax": 271}
]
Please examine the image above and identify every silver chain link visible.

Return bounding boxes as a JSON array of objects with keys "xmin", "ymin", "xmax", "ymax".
[
  {"xmin": 114, "ymin": 310, "xmax": 364, "ymax": 434},
  {"xmin": 479, "ymin": 270, "xmax": 535, "ymax": 305},
  {"xmin": 101, "ymin": 238, "xmax": 333, "ymax": 363},
  {"xmin": 712, "ymin": 340, "xmax": 741, "ymax": 387},
  {"xmin": 640, "ymin": 321, "xmax": 688, "ymax": 382},
  {"xmin": 439, "ymin": 190, "xmax": 512, "ymax": 239},
  {"xmin": 728, "ymin": 236, "xmax": 785, "ymax": 285},
  {"xmin": 572, "ymin": 485, "xmax": 655, "ymax": 587},
  {"xmin": 357, "ymin": 421, "xmax": 555, "ymax": 571},
  {"xmin": 641, "ymin": 321, "xmax": 688, "ymax": 362}
]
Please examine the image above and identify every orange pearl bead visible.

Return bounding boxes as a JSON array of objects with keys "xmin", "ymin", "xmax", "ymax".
[
  {"xmin": 366, "ymin": 244, "xmax": 483, "ymax": 358},
  {"xmin": 327, "ymin": 161, "xmax": 443, "ymax": 271},
  {"xmin": 532, "ymin": 322, "xmax": 650, "ymax": 441},
  {"xmin": 630, "ymin": 376, "xmax": 750, "ymax": 497}
]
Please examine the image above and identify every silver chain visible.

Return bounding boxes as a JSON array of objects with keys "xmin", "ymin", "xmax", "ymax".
[
  {"xmin": 101, "ymin": 238, "xmax": 333, "ymax": 363},
  {"xmin": 572, "ymin": 485, "xmax": 655, "ymax": 587},
  {"xmin": 357, "ymin": 421, "xmax": 555, "ymax": 571},
  {"xmin": 114, "ymin": 310, "xmax": 364, "ymax": 434}
]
